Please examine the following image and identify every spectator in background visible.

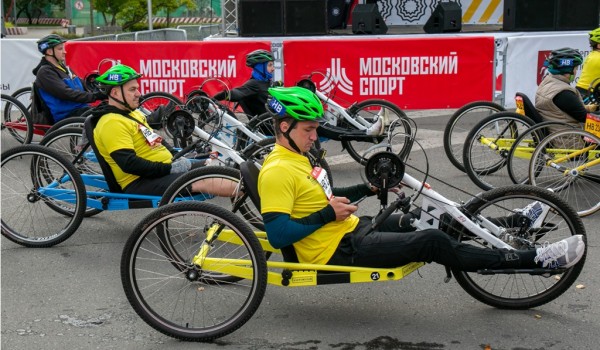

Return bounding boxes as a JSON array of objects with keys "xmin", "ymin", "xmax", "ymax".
[{"xmin": 33, "ymin": 34, "xmax": 105, "ymax": 124}]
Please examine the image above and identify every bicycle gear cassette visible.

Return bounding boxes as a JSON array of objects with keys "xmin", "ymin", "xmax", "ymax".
[{"xmin": 364, "ymin": 151, "xmax": 405, "ymax": 190}]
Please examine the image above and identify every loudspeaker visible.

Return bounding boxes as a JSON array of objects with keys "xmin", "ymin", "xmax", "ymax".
[
  {"xmin": 285, "ymin": 0, "xmax": 328, "ymax": 35},
  {"xmin": 352, "ymin": 4, "xmax": 388, "ymax": 35},
  {"xmin": 503, "ymin": 0, "xmax": 555, "ymax": 31},
  {"xmin": 239, "ymin": 0, "xmax": 284, "ymax": 37},
  {"xmin": 556, "ymin": 0, "xmax": 599, "ymax": 31},
  {"xmin": 328, "ymin": 0, "xmax": 351, "ymax": 29},
  {"xmin": 423, "ymin": 2, "xmax": 462, "ymax": 34}
]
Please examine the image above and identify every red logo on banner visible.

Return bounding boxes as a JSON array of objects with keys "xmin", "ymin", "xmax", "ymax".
[{"xmin": 537, "ymin": 50, "xmax": 552, "ymax": 85}]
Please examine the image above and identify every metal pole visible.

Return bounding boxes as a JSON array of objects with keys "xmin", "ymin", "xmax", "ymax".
[
  {"xmin": 147, "ymin": 0, "xmax": 153, "ymax": 30},
  {"xmin": 90, "ymin": 0, "xmax": 94, "ymax": 36},
  {"xmin": 13, "ymin": 0, "xmax": 17, "ymax": 25},
  {"xmin": 65, "ymin": 0, "xmax": 72, "ymax": 24}
]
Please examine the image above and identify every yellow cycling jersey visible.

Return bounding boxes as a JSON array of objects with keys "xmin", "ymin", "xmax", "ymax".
[
  {"xmin": 93, "ymin": 109, "xmax": 172, "ymax": 190},
  {"xmin": 259, "ymin": 144, "xmax": 359, "ymax": 264}
]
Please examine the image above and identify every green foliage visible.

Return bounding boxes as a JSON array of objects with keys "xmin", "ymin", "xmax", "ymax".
[{"xmin": 4, "ymin": 21, "xmax": 14, "ymax": 28}]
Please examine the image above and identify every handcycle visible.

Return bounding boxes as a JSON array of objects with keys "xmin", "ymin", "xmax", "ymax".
[
  {"xmin": 295, "ymin": 71, "xmax": 413, "ymax": 165},
  {"xmin": 461, "ymin": 93, "xmax": 600, "ymax": 216},
  {"xmin": 120, "ymin": 128, "xmax": 587, "ymax": 342},
  {"xmin": 0, "ymin": 97, "xmax": 332, "ymax": 246},
  {"xmin": 443, "ymin": 99, "xmax": 506, "ymax": 172}
]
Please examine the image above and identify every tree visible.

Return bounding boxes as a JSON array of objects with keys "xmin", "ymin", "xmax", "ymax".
[
  {"xmin": 94, "ymin": 0, "xmax": 129, "ymax": 26},
  {"xmin": 116, "ymin": 0, "xmax": 196, "ymax": 30},
  {"xmin": 6, "ymin": 0, "xmax": 64, "ymax": 25}
]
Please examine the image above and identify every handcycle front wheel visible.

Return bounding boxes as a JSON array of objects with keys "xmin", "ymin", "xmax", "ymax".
[
  {"xmin": 528, "ymin": 129, "xmax": 600, "ymax": 217},
  {"xmin": 1, "ymin": 144, "xmax": 86, "ymax": 247},
  {"xmin": 443, "ymin": 100, "xmax": 505, "ymax": 172},
  {"xmin": 120, "ymin": 201, "xmax": 267, "ymax": 342},
  {"xmin": 341, "ymin": 99, "xmax": 412, "ymax": 165},
  {"xmin": 2, "ymin": 93, "xmax": 33, "ymax": 145},
  {"xmin": 450, "ymin": 185, "xmax": 586, "ymax": 309},
  {"xmin": 463, "ymin": 112, "xmax": 535, "ymax": 190}
]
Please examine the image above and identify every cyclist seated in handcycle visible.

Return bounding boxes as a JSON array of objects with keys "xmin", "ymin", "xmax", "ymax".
[
  {"xmin": 91, "ymin": 64, "xmax": 237, "ymax": 197},
  {"xmin": 212, "ymin": 49, "xmax": 281, "ymax": 118},
  {"xmin": 536, "ymin": 47, "xmax": 598, "ymax": 138},
  {"xmin": 576, "ymin": 28, "xmax": 600, "ymax": 100},
  {"xmin": 258, "ymin": 86, "xmax": 585, "ymax": 270},
  {"xmin": 32, "ymin": 34, "xmax": 106, "ymax": 125}
]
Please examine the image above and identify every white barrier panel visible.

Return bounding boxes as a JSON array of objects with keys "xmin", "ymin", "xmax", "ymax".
[
  {"xmin": 1, "ymin": 39, "xmax": 40, "ymax": 95},
  {"xmin": 503, "ymin": 32, "xmax": 589, "ymax": 108}
]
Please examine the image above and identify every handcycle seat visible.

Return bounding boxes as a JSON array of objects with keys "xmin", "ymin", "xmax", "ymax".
[
  {"xmin": 84, "ymin": 114, "xmax": 126, "ymax": 194},
  {"xmin": 239, "ymin": 161, "xmax": 300, "ymax": 263},
  {"xmin": 31, "ymin": 83, "xmax": 54, "ymax": 125},
  {"xmin": 515, "ymin": 92, "xmax": 544, "ymax": 124}
]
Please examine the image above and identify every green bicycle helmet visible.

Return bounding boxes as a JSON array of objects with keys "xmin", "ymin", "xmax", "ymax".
[
  {"xmin": 267, "ymin": 86, "xmax": 323, "ymax": 121},
  {"xmin": 545, "ymin": 47, "xmax": 583, "ymax": 74},
  {"xmin": 37, "ymin": 34, "xmax": 67, "ymax": 54},
  {"xmin": 96, "ymin": 64, "xmax": 143, "ymax": 87},
  {"xmin": 246, "ymin": 49, "xmax": 274, "ymax": 67},
  {"xmin": 589, "ymin": 27, "xmax": 600, "ymax": 46}
]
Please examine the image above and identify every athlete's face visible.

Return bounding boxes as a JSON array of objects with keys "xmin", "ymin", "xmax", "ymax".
[
  {"xmin": 281, "ymin": 120, "xmax": 319, "ymax": 153},
  {"xmin": 267, "ymin": 61, "xmax": 275, "ymax": 73},
  {"xmin": 111, "ymin": 79, "xmax": 141, "ymax": 110},
  {"xmin": 48, "ymin": 43, "xmax": 66, "ymax": 62}
]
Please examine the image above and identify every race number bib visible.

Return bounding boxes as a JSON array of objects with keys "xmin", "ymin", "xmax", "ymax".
[
  {"xmin": 310, "ymin": 167, "xmax": 332, "ymax": 200},
  {"xmin": 139, "ymin": 124, "xmax": 163, "ymax": 147}
]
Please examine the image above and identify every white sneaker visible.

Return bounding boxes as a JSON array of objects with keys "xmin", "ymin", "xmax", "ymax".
[
  {"xmin": 516, "ymin": 201, "xmax": 549, "ymax": 228},
  {"xmin": 534, "ymin": 235, "xmax": 585, "ymax": 269},
  {"xmin": 365, "ymin": 115, "xmax": 385, "ymax": 136}
]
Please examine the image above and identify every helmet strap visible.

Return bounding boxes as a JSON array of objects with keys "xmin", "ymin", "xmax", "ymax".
[
  {"xmin": 108, "ymin": 86, "xmax": 134, "ymax": 111},
  {"xmin": 282, "ymin": 119, "xmax": 303, "ymax": 154}
]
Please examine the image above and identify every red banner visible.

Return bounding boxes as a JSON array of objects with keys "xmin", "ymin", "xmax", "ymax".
[
  {"xmin": 65, "ymin": 41, "xmax": 271, "ymax": 100},
  {"xmin": 283, "ymin": 37, "xmax": 495, "ymax": 109}
]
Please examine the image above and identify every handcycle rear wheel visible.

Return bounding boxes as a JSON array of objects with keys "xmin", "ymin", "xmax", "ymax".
[
  {"xmin": 1, "ymin": 145, "xmax": 86, "ymax": 247},
  {"xmin": 39, "ymin": 126, "xmax": 104, "ymax": 217},
  {"xmin": 443, "ymin": 101, "xmax": 505, "ymax": 172},
  {"xmin": 506, "ymin": 122, "xmax": 576, "ymax": 186},
  {"xmin": 11, "ymin": 86, "xmax": 33, "ymax": 112},
  {"xmin": 2, "ymin": 94, "xmax": 33, "ymax": 145},
  {"xmin": 463, "ymin": 112, "xmax": 535, "ymax": 190},
  {"xmin": 528, "ymin": 129, "xmax": 600, "ymax": 217},
  {"xmin": 450, "ymin": 185, "xmax": 586, "ymax": 309},
  {"xmin": 341, "ymin": 99, "xmax": 412, "ymax": 165},
  {"xmin": 120, "ymin": 201, "xmax": 267, "ymax": 342}
]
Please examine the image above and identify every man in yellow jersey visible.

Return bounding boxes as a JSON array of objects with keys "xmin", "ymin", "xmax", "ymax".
[
  {"xmin": 576, "ymin": 28, "xmax": 600, "ymax": 101},
  {"xmin": 92, "ymin": 64, "xmax": 236, "ymax": 197},
  {"xmin": 258, "ymin": 86, "xmax": 584, "ymax": 270}
]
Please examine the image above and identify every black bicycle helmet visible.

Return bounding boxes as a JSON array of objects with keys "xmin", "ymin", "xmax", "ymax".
[
  {"xmin": 37, "ymin": 34, "xmax": 67, "ymax": 54},
  {"xmin": 246, "ymin": 49, "xmax": 274, "ymax": 67},
  {"xmin": 546, "ymin": 48, "xmax": 584, "ymax": 74}
]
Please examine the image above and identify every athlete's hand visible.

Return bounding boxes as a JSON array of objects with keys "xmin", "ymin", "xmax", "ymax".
[{"xmin": 329, "ymin": 196, "xmax": 357, "ymax": 221}]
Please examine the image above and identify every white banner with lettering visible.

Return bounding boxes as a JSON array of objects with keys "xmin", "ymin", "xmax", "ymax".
[
  {"xmin": 503, "ymin": 32, "xmax": 589, "ymax": 108},
  {"xmin": 1, "ymin": 39, "xmax": 39, "ymax": 95}
]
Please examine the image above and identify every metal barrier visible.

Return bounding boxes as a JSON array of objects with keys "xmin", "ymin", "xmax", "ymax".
[
  {"xmin": 177, "ymin": 24, "xmax": 221, "ymax": 41},
  {"xmin": 77, "ymin": 28, "xmax": 187, "ymax": 41}
]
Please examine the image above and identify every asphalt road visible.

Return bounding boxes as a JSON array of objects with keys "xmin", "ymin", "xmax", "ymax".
[{"xmin": 2, "ymin": 111, "xmax": 599, "ymax": 350}]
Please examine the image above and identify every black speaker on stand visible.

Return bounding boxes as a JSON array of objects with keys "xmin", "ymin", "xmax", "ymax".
[
  {"xmin": 423, "ymin": 2, "xmax": 462, "ymax": 34},
  {"xmin": 239, "ymin": 0, "xmax": 284, "ymax": 37},
  {"xmin": 352, "ymin": 4, "xmax": 388, "ymax": 35}
]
